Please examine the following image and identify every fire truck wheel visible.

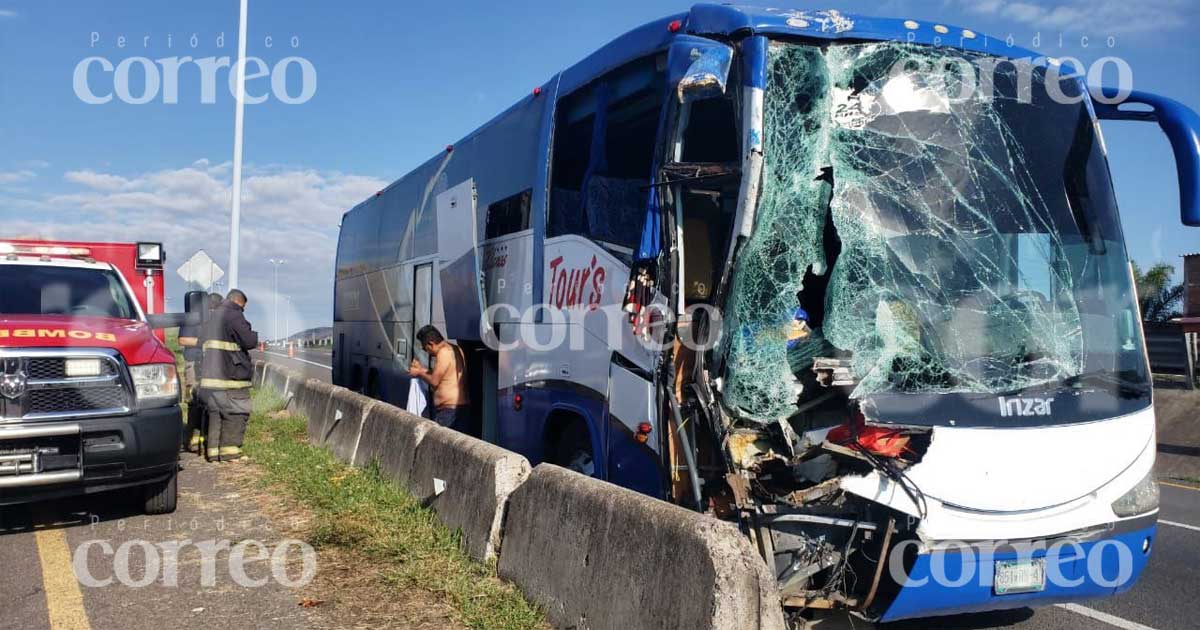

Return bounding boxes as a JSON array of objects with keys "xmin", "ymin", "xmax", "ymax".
[{"xmin": 143, "ymin": 469, "xmax": 179, "ymax": 515}]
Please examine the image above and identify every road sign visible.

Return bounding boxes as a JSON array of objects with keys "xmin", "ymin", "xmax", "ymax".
[{"xmin": 176, "ymin": 250, "xmax": 225, "ymax": 290}]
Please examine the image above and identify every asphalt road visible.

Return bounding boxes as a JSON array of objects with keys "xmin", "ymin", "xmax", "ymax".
[
  {"xmin": 5, "ymin": 463, "xmax": 1192, "ymax": 630},
  {"xmin": 252, "ymin": 348, "xmax": 332, "ymax": 384},
  {"xmin": 0, "ymin": 453, "xmax": 331, "ymax": 630}
]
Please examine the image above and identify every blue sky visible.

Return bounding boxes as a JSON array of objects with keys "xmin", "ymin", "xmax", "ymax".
[{"xmin": 1, "ymin": 1, "xmax": 1198, "ymax": 334}]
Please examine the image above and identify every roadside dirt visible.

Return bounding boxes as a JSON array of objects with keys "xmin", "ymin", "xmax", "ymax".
[{"xmin": 219, "ymin": 457, "xmax": 468, "ymax": 630}]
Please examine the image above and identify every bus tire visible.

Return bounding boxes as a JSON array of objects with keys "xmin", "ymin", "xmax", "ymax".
[
  {"xmin": 143, "ymin": 469, "xmax": 178, "ymax": 515},
  {"xmin": 550, "ymin": 417, "xmax": 595, "ymax": 477}
]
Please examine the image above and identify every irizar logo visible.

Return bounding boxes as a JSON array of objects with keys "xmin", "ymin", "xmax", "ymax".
[{"xmin": 998, "ymin": 396, "xmax": 1054, "ymax": 417}]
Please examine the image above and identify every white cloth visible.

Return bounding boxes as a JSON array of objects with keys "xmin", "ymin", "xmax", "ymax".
[{"xmin": 406, "ymin": 379, "xmax": 429, "ymax": 417}]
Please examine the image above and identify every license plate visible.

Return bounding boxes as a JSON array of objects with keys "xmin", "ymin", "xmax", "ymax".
[{"xmin": 994, "ymin": 559, "xmax": 1046, "ymax": 595}]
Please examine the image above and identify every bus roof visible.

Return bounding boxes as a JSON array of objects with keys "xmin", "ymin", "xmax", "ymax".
[
  {"xmin": 557, "ymin": 4, "xmax": 1035, "ymax": 97},
  {"xmin": 347, "ymin": 3, "xmax": 1034, "ymax": 219}
]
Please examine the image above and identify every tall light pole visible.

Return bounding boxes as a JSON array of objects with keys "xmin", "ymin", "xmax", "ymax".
[
  {"xmin": 227, "ymin": 0, "xmax": 250, "ymax": 289},
  {"xmin": 284, "ymin": 295, "xmax": 291, "ymax": 343},
  {"xmin": 269, "ymin": 258, "xmax": 285, "ymax": 342}
]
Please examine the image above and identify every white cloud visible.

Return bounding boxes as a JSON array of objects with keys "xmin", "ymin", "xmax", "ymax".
[
  {"xmin": 0, "ymin": 169, "xmax": 35, "ymax": 184},
  {"xmin": 951, "ymin": 0, "xmax": 1193, "ymax": 35},
  {"xmin": 0, "ymin": 10, "xmax": 17, "ymax": 19},
  {"xmin": 12, "ymin": 161, "xmax": 387, "ymax": 333},
  {"xmin": 64, "ymin": 169, "xmax": 131, "ymax": 192}
]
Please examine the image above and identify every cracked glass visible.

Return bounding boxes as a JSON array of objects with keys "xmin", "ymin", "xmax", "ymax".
[{"xmin": 722, "ymin": 41, "xmax": 1148, "ymax": 421}]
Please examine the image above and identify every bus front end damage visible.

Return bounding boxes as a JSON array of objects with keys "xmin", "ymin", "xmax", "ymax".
[
  {"xmin": 690, "ymin": 368, "xmax": 935, "ymax": 621},
  {"xmin": 670, "ymin": 37, "xmax": 1158, "ymax": 623}
]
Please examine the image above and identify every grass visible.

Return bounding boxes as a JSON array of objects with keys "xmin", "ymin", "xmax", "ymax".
[{"xmin": 243, "ymin": 388, "xmax": 546, "ymax": 630}]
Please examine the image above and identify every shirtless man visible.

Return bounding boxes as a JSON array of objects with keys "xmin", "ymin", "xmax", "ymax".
[{"xmin": 408, "ymin": 325, "xmax": 470, "ymax": 431}]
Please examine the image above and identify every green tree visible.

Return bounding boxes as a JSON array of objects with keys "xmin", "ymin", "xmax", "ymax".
[{"xmin": 1131, "ymin": 261, "xmax": 1185, "ymax": 322}]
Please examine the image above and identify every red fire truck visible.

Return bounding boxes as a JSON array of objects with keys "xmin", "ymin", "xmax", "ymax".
[{"xmin": 0, "ymin": 239, "xmax": 181, "ymax": 514}]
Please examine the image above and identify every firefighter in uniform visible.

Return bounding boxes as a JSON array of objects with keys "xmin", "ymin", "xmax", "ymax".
[
  {"xmin": 199, "ymin": 289, "xmax": 259, "ymax": 462},
  {"xmin": 178, "ymin": 293, "xmax": 223, "ymax": 453}
]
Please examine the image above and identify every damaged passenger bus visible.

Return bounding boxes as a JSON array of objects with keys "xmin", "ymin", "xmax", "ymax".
[{"xmin": 334, "ymin": 4, "xmax": 1200, "ymax": 624}]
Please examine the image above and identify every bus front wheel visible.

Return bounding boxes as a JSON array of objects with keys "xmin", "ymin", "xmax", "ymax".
[{"xmin": 549, "ymin": 418, "xmax": 594, "ymax": 477}]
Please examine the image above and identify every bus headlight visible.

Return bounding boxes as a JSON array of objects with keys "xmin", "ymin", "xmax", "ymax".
[
  {"xmin": 130, "ymin": 363, "xmax": 179, "ymax": 406},
  {"xmin": 1111, "ymin": 470, "xmax": 1159, "ymax": 517}
]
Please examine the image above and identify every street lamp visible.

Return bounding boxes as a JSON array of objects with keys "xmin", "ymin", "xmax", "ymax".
[
  {"xmin": 269, "ymin": 258, "xmax": 286, "ymax": 343},
  {"xmin": 227, "ymin": 0, "xmax": 250, "ymax": 289}
]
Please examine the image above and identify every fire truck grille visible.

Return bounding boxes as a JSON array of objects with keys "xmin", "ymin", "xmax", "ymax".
[
  {"xmin": 26, "ymin": 387, "xmax": 129, "ymax": 414},
  {"xmin": 1, "ymin": 351, "xmax": 132, "ymax": 420},
  {"xmin": 26, "ymin": 358, "xmax": 117, "ymax": 381}
]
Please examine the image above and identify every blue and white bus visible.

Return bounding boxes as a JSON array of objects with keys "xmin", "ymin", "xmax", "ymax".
[{"xmin": 333, "ymin": 4, "xmax": 1200, "ymax": 623}]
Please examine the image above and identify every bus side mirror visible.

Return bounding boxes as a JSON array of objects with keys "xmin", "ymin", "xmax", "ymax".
[
  {"xmin": 185, "ymin": 290, "xmax": 208, "ymax": 321},
  {"xmin": 147, "ymin": 313, "xmax": 197, "ymax": 329},
  {"xmin": 1092, "ymin": 89, "xmax": 1200, "ymax": 227},
  {"xmin": 669, "ymin": 38, "xmax": 733, "ymax": 104}
]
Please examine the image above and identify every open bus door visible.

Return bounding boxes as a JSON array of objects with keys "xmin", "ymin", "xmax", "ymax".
[{"xmin": 436, "ymin": 177, "xmax": 500, "ymax": 438}]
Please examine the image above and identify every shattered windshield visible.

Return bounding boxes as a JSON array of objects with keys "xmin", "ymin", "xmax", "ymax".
[{"xmin": 721, "ymin": 41, "xmax": 1149, "ymax": 423}]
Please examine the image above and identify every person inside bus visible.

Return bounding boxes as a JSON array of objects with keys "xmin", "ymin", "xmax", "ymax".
[{"xmin": 408, "ymin": 325, "xmax": 470, "ymax": 433}]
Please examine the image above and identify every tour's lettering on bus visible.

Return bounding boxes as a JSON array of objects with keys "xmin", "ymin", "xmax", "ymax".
[{"xmin": 548, "ymin": 255, "xmax": 606, "ymax": 310}]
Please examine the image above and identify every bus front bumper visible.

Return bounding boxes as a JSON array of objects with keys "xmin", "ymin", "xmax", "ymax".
[{"xmin": 879, "ymin": 515, "xmax": 1156, "ymax": 622}]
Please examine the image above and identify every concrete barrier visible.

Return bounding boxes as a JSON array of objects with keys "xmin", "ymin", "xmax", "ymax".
[
  {"xmin": 409, "ymin": 426, "xmax": 531, "ymax": 562},
  {"xmin": 353, "ymin": 404, "xmax": 437, "ymax": 487},
  {"xmin": 1155, "ymin": 387, "xmax": 1200, "ymax": 480},
  {"xmin": 252, "ymin": 368, "xmax": 787, "ymax": 627},
  {"xmin": 291, "ymin": 379, "xmax": 336, "ymax": 444},
  {"xmin": 252, "ymin": 360, "xmax": 265, "ymax": 388},
  {"xmin": 259, "ymin": 362, "xmax": 277, "ymax": 391},
  {"xmin": 262, "ymin": 363, "xmax": 290, "ymax": 396},
  {"xmin": 321, "ymin": 389, "xmax": 378, "ymax": 463},
  {"xmin": 499, "ymin": 465, "xmax": 785, "ymax": 630}
]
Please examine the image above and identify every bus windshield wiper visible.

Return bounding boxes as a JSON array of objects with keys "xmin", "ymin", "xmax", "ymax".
[
  {"xmin": 646, "ymin": 162, "xmax": 740, "ymax": 189},
  {"xmin": 1060, "ymin": 370, "xmax": 1150, "ymax": 396}
]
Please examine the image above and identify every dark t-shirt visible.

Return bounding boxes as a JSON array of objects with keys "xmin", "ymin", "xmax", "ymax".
[{"xmin": 179, "ymin": 323, "xmax": 202, "ymax": 362}]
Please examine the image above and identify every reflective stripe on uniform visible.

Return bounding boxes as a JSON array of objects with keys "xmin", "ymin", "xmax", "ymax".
[
  {"xmin": 203, "ymin": 339, "xmax": 241, "ymax": 352},
  {"xmin": 199, "ymin": 378, "xmax": 252, "ymax": 389},
  {"xmin": 218, "ymin": 446, "xmax": 241, "ymax": 456},
  {"xmin": 206, "ymin": 447, "xmax": 220, "ymax": 458}
]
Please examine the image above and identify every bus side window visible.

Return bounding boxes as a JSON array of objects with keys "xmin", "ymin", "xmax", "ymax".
[
  {"xmin": 680, "ymin": 97, "xmax": 739, "ymax": 163},
  {"xmin": 674, "ymin": 94, "xmax": 740, "ymax": 305},
  {"xmin": 549, "ymin": 56, "xmax": 666, "ymax": 260},
  {"xmin": 485, "ymin": 188, "xmax": 532, "ymax": 239}
]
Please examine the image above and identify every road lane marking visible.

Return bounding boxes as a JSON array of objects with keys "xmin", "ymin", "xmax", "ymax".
[
  {"xmin": 1055, "ymin": 604, "xmax": 1158, "ymax": 630},
  {"xmin": 262, "ymin": 350, "xmax": 331, "ymax": 369},
  {"xmin": 34, "ymin": 524, "xmax": 91, "ymax": 630},
  {"xmin": 1159, "ymin": 480, "xmax": 1199, "ymax": 491},
  {"xmin": 1160, "ymin": 519, "xmax": 1200, "ymax": 532}
]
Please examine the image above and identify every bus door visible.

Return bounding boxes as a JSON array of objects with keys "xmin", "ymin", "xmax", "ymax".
[
  {"xmin": 435, "ymin": 179, "xmax": 485, "ymax": 342},
  {"xmin": 412, "ymin": 262, "xmax": 434, "ymax": 367}
]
